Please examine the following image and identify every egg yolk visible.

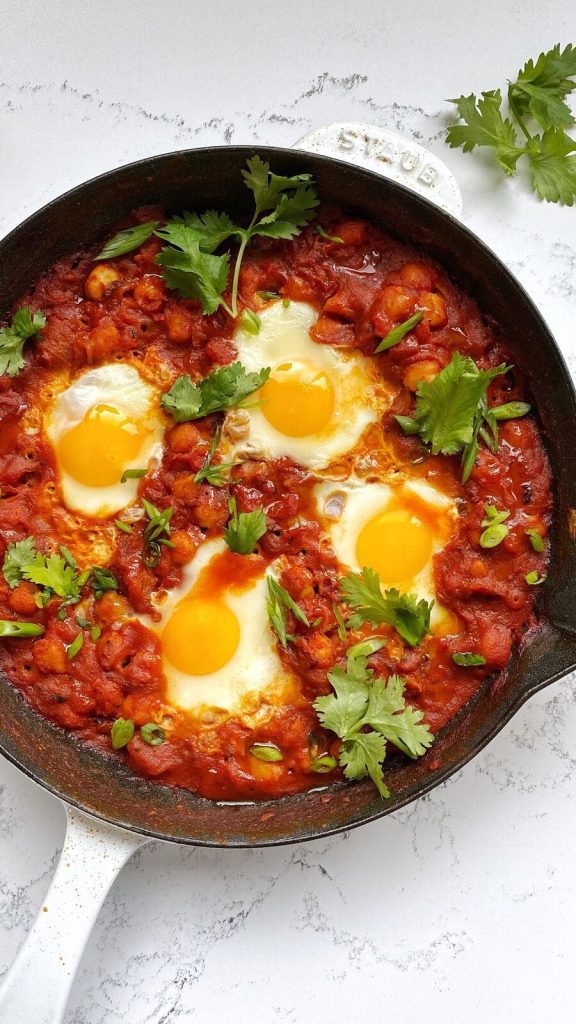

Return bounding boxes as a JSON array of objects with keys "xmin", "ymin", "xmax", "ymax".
[
  {"xmin": 162, "ymin": 598, "xmax": 240, "ymax": 676},
  {"xmin": 356, "ymin": 510, "xmax": 434, "ymax": 586},
  {"xmin": 259, "ymin": 360, "xmax": 335, "ymax": 437},
  {"xmin": 57, "ymin": 404, "xmax": 148, "ymax": 487}
]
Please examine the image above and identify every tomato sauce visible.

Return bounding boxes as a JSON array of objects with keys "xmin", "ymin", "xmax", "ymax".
[{"xmin": 0, "ymin": 209, "xmax": 552, "ymax": 800}]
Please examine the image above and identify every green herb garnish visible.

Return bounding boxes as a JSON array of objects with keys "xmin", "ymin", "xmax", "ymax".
[
  {"xmin": 140, "ymin": 723, "xmax": 166, "ymax": 746},
  {"xmin": 374, "ymin": 311, "xmax": 424, "ymax": 353},
  {"xmin": 0, "ymin": 307, "xmax": 46, "ymax": 378},
  {"xmin": 310, "ymin": 755, "xmax": 338, "ymax": 773},
  {"xmin": 316, "ymin": 224, "xmax": 344, "ymax": 243},
  {"xmin": 2, "ymin": 538, "xmax": 38, "ymax": 589},
  {"xmin": 223, "ymin": 497, "xmax": 267, "ymax": 555},
  {"xmin": 492, "ymin": 401, "xmax": 531, "ymax": 420},
  {"xmin": 266, "ymin": 576, "xmax": 310, "ymax": 647},
  {"xmin": 67, "ymin": 633, "xmax": 84, "ymax": 660},
  {"xmin": 240, "ymin": 309, "xmax": 262, "ymax": 335},
  {"xmin": 0, "ymin": 620, "xmax": 44, "ymax": 638},
  {"xmin": 446, "ymin": 45, "xmax": 576, "ymax": 205},
  {"xmin": 249, "ymin": 742, "xmax": 284, "ymax": 762},
  {"xmin": 480, "ymin": 504, "xmax": 510, "ymax": 548},
  {"xmin": 111, "ymin": 717, "xmax": 135, "ymax": 749},
  {"xmin": 155, "ymin": 158, "xmax": 318, "ymax": 316},
  {"xmin": 94, "ymin": 221, "xmax": 159, "ymax": 261},
  {"xmin": 114, "ymin": 519, "xmax": 133, "ymax": 534},
  {"xmin": 120, "ymin": 468, "xmax": 146, "ymax": 483},
  {"xmin": 395, "ymin": 352, "xmax": 513, "ymax": 481},
  {"xmin": 526, "ymin": 528, "xmax": 545, "ymax": 552},
  {"xmin": 313, "ymin": 648, "xmax": 434, "ymax": 798},
  {"xmin": 91, "ymin": 566, "xmax": 119, "ymax": 599},
  {"xmin": 525, "ymin": 570, "xmax": 547, "ymax": 585},
  {"xmin": 162, "ymin": 362, "xmax": 269, "ymax": 424},
  {"xmin": 142, "ymin": 499, "xmax": 174, "ymax": 567},
  {"xmin": 340, "ymin": 568, "xmax": 433, "ymax": 647},
  {"xmin": 452, "ymin": 652, "xmax": 486, "ymax": 666}
]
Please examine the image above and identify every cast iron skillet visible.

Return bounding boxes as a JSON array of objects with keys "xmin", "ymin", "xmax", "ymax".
[{"xmin": 1, "ymin": 145, "xmax": 576, "ymax": 849}]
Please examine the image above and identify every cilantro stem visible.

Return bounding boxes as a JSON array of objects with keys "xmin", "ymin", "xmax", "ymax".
[
  {"xmin": 230, "ymin": 228, "xmax": 251, "ymax": 318},
  {"xmin": 507, "ymin": 86, "xmax": 533, "ymax": 143}
]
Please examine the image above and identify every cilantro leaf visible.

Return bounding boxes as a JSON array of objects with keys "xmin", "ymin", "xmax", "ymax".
[
  {"xmin": 340, "ymin": 732, "xmax": 389, "ymax": 798},
  {"xmin": 22, "ymin": 553, "xmax": 81, "ymax": 600},
  {"xmin": 527, "ymin": 128, "xmax": 576, "ymax": 205},
  {"xmin": 266, "ymin": 576, "xmax": 310, "ymax": 648},
  {"xmin": 313, "ymin": 649, "xmax": 434, "ymax": 799},
  {"xmin": 95, "ymin": 221, "xmax": 159, "ymax": 261},
  {"xmin": 446, "ymin": 90, "xmax": 522, "ymax": 174},
  {"xmin": 223, "ymin": 497, "xmax": 267, "ymax": 555},
  {"xmin": 0, "ymin": 307, "xmax": 46, "ymax": 378},
  {"xmin": 162, "ymin": 362, "xmax": 270, "ymax": 423},
  {"xmin": 510, "ymin": 44, "xmax": 576, "ymax": 130},
  {"xmin": 3, "ymin": 538, "xmax": 38, "ymax": 588},
  {"xmin": 340, "ymin": 568, "xmax": 432, "ymax": 647},
  {"xmin": 155, "ymin": 211, "xmax": 237, "ymax": 254},
  {"xmin": 155, "ymin": 244, "xmax": 230, "ymax": 313},
  {"xmin": 396, "ymin": 352, "xmax": 512, "ymax": 479}
]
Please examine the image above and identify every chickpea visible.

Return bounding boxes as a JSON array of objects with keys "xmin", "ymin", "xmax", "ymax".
[
  {"xmin": 87, "ymin": 322, "xmax": 120, "ymax": 359},
  {"xmin": 419, "ymin": 291, "xmax": 448, "ymax": 329},
  {"xmin": 306, "ymin": 633, "xmax": 335, "ymax": 668},
  {"xmin": 375, "ymin": 285, "xmax": 415, "ymax": 321},
  {"xmin": 33, "ymin": 636, "xmax": 68, "ymax": 674},
  {"xmin": 96, "ymin": 591, "xmax": 130, "ymax": 626},
  {"xmin": 398, "ymin": 262, "xmax": 433, "ymax": 290},
  {"xmin": 133, "ymin": 275, "xmax": 166, "ymax": 313},
  {"xmin": 332, "ymin": 220, "xmax": 367, "ymax": 245},
  {"xmin": 84, "ymin": 264, "xmax": 121, "ymax": 300},
  {"xmin": 403, "ymin": 359, "xmax": 441, "ymax": 391},
  {"xmin": 171, "ymin": 474, "xmax": 199, "ymax": 502},
  {"xmin": 165, "ymin": 306, "xmax": 193, "ymax": 343},
  {"xmin": 8, "ymin": 581, "xmax": 38, "ymax": 616},
  {"xmin": 169, "ymin": 530, "xmax": 199, "ymax": 566},
  {"xmin": 168, "ymin": 422, "xmax": 203, "ymax": 453}
]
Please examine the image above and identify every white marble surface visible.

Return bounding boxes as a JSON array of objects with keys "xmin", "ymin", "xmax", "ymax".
[{"xmin": 1, "ymin": 2, "xmax": 575, "ymax": 1021}]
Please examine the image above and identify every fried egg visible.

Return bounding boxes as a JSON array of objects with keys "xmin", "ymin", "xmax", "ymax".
[
  {"xmin": 45, "ymin": 363, "xmax": 164, "ymax": 518},
  {"xmin": 143, "ymin": 539, "xmax": 300, "ymax": 719},
  {"xmin": 228, "ymin": 300, "xmax": 391, "ymax": 470},
  {"xmin": 314, "ymin": 477, "xmax": 460, "ymax": 635}
]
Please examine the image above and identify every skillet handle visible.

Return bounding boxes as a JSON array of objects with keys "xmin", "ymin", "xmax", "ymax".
[
  {"xmin": 294, "ymin": 121, "xmax": 463, "ymax": 220},
  {"xmin": 0, "ymin": 805, "xmax": 147, "ymax": 1024}
]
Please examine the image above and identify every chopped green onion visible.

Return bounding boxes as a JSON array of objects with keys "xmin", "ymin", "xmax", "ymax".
[
  {"xmin": 59, "ymin": 545, "xmax": 77, "ymax": 569},
  {"xmin": 75, "ymin": 614, "xmax": 90, "ymax": 629},
  {"xmin": 316, "ymin": 225, "xmax": 344, "ymax": 244},
  {"xmin": 480, "ymin": 523, "xmax": 509, "ymax": 548},
  {"xmin": 140, "ymin": 722, "xmax": 166, "ymax": 746},
  {"xmin": 375, "ymin": 311, "xmax": 424, "ymax": 354},
  {"xmin": 258, "ymin": 290, "xmax": 279, "ymax": 301},
  {"xmin": 0, "ymin": 619, "xmax": 44, "ymax": 638},
  {"xmin": 120, "ymin": 468, "xmax": 146, "ymax": 483},
  {"xmin": 114, "ymin": 519, "xmax": 133, "ymax": 534},
  {"xmin": 67, "ymin": 633, "xmax": 84, "ymax": 659},
  {"xmin": 347, "ymin": 637, "xmax": 387, "ymax": 659},
  {"xmin": 526, "ymin": 528, "xmax": 545, "ymax": 553},
  {"xmin": 91, "ymin": 624, "xmax": 101, "ymax": 642},
  {"xmin": 282, "ymin": 298, "xmax": 290, "ymax": 308},
  {"xmin": 310, "ymin": 755, "xmax": 338, "ymax": 773},
  {"xmin": 249, "ymin": 742, "xmax": 283, "ymax": 762},
  {"xmin": 452, "ymin": 652, "xmax": 486, "ymax": 666},
  {"xmin": 491, "ymin": 401, "xmax": 531, "ymax": 421},
  {"xmin": 111, "ymin": 717, "xmax": 135, "ymax": 749},
  {"xmin": 525, "ymin": 571, "xmax": 546, "ymax": 585},
  {"xmin": 240, "ymin": 309, "xmax": 262, "ymax": 335}
]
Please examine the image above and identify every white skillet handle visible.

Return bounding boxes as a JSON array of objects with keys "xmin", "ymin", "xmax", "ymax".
[
  {"xmin": 294, "ymin": 121, "xmax": 463, "ymax": 220},
  {"xmin": 0, "ymin": 805, "xmax": 147, "ymax": 1024}
]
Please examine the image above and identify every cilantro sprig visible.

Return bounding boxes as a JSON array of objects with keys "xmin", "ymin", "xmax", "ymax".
[
  {"xmin": 0, "ymin": 307, "xmax": 46, "ymax": 378},
  {"xmin": 340, "ymin": 568, "xmax": 433, "ymax": 647},
  {"xmin": 313, "ymin": 648, "xmax": 434, "ymax": 798},
  {"xmin": 162, "ymin": 362, "xmax": 270, "ymax": 423},
  {"xmin": 394, "ymin": 352, "xmax": 527, "ymax": 482},
  {"xmin": 446, "ymin": 44, "xmax": 576, "ymax": 204},
  {"xmin": 154, "ymin": 157, "xmax": 318, "ymax": 316}
]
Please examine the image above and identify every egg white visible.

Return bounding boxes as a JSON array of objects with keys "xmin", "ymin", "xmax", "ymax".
[
  {"xmin": 228, "ymin": 300, "xmax": 390, "ymax": 470},
  {"xmin": 142, "ymin": 539, "xmax": 299, "ymax": 719},
  {"xmin": 45, "ymin": 363, "xmax": 164, "ymax": 518},
  {"xmin": 314, "ymin": 477, "xmax": 459, "ymax": 634}
]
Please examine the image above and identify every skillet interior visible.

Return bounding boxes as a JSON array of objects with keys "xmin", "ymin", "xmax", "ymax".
[{"xmin": 1, "ymin": 146, "xmax": 575, "ymax": 847}]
